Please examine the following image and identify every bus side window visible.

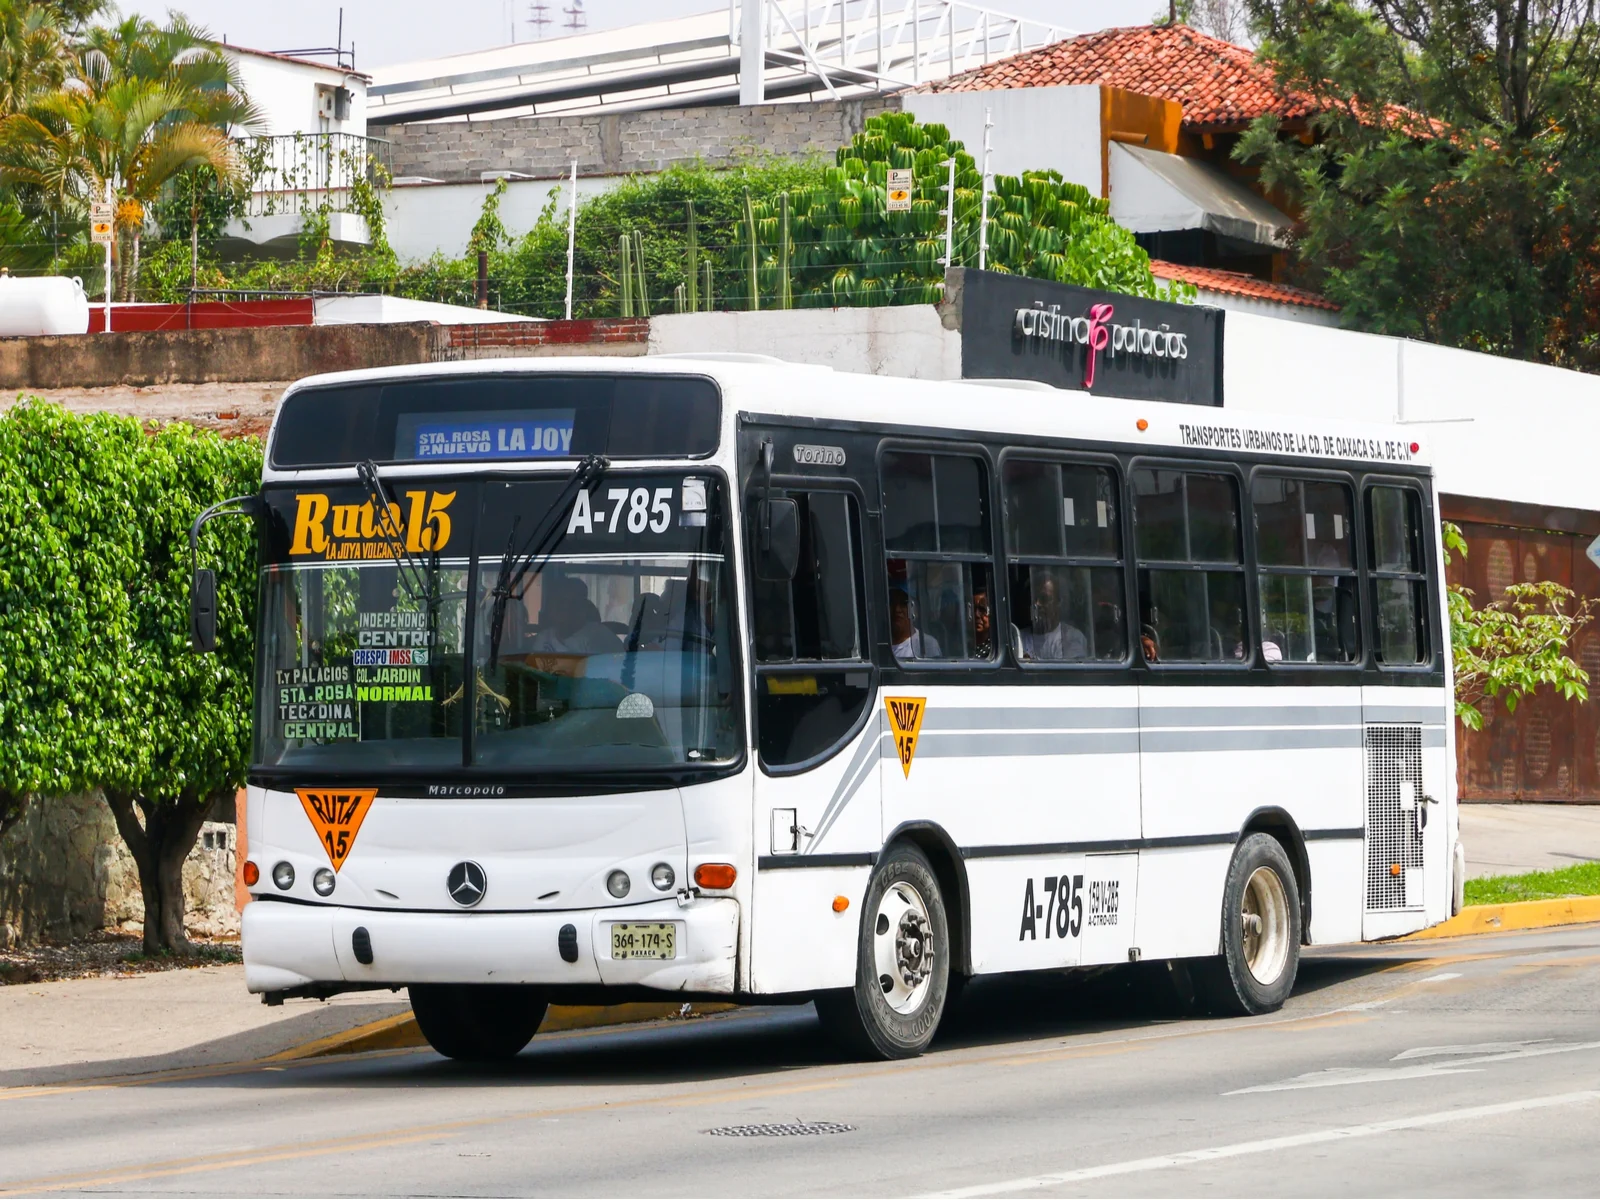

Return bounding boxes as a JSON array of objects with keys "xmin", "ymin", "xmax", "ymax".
[
  {"xmin": 1133, "ymin": 468, "xmax": 1247, "ymax": 664},
  {"xmin": 881, "ymin": 451, "xmax": 996, "ymax": 663},
  {"xmin": 1253, "ymin": 475, "xmax": 1361, "ymax": 664},
  {"xmin": 1002, "ymin": 458, "xmax": 1127, "ymax": 664},
  {"xmin": 750, "ymin": 491, "xmax": 873, "ymax": 769},
  {"xmin": 1367, "ymin": 484, "xmax": 1429, "ymax": 665}
]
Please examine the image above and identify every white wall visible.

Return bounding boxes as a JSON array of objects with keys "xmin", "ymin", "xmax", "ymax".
[
  {"xmin": 649, "ymin": 306, "xmax": 961, "ymax": 380},
  {"xmin": 385, "ymin": 176, "xmax": 623, "ymax": 262},
  {"xmin": 228, "ymin": 49, "xmax": 368, "ymax": 138},
  {"xmin": 901, "ymin": 86, "xmax": 1103, "ymax": 194},
  {"xmin": 1224, "ymin": 311, "xmax": 1600, "ymax": 513}
]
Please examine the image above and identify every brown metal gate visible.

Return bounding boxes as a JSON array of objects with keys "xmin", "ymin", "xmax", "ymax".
[{"xmin": 1446, "ymin": 509, "xmax": 1600, "ymax": 802}]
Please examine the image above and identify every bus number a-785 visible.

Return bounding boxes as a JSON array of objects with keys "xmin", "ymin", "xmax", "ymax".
[{"xmin": 1018, "ymin": 873, "xmax": 1083, "ymax": 941}]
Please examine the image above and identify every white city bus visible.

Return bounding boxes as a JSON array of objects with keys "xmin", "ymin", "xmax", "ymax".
[{"xmin": 197, "ymin": 355, "xmax": 1460, "ymax": 1061}]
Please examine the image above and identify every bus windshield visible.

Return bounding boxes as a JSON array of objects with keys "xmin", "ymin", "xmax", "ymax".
[{"xmin": 254, "ymin": 472, "xmax": 740, "ymax": 776}]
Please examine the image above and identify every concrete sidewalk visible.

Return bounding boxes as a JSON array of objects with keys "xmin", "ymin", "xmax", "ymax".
[
  {"xmin": 1461, "ymin": 803, "xmax": 1600, "ymax": 878},
  {"xmin": 0, "ymin": 965, "xmax": 408, "ymax": 1087}
]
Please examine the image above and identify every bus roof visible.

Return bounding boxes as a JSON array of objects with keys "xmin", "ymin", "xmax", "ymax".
[{"xmin": 265, "ymin": 355, "xmax": 1432, "ymax": 475}]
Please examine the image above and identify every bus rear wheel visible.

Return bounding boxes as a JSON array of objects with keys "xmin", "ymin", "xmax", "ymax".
[
  {"xmin": 815, "ymin": 843, "xmax": 950, "ymax": 1060},
  {"xmin": 1195, "ymin": 833, "xmax": 1302, "ymax": 1017},
  {"xmin": 408, "ymin": 983, "xmax": 548, "ymax": 1062}
]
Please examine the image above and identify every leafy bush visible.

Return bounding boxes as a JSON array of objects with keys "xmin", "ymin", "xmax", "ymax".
[{"xmin": 0, "ymin": 401, "xmax": 260, "ymax": 951}]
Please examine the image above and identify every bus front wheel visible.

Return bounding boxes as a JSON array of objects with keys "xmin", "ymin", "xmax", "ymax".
[
  {"xmin": 408, "ymin": 983, "xmax": 548, "ymax": 1062},
  {"xmin": 1195, "ymin": 833, "xmax": 1302, "ymax": 1016},
  {"xmin": 815, "ymin": 843, "xmax": 950, "ymax": 1060}
]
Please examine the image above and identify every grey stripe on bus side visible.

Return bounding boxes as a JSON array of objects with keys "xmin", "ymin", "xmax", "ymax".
[
  {"xmin": 1363, "ymin": 705, "xmax": 1450, "ymax": 726},
  {"xmin": 918, "ymin": 732, "xmax": 1143, "ymax": 758},
  {"xmin": 1140, "ymin": 706, "xmax": 1362, "ymax": 728},
  {"xmin": 922, "ymin": 707, "xmax": 1138, "ymax": 732}
]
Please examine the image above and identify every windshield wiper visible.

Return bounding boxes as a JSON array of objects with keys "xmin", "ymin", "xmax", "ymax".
[
  {"xmin": 357, "ymin": 460, "xmax": 434, "ymax": 599},
  {"xmin": 488, "ymin": 453, "xmax": 609, "ymax": 668}
]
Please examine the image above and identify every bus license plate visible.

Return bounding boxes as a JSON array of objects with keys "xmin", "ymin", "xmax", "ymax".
[{"xmin": 610, "ymin": 922, "xmax": 676, "ymax": 960}]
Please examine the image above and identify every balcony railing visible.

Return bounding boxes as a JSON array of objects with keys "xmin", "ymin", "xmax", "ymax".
[{"xmin": 237, "ymin": 132, "xmax": 391, "ymax": 218}]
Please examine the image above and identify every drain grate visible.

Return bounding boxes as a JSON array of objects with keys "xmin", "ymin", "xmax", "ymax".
[{"xmin": 704, "ymin": 1121, "xmax": 856, "ymax": 1137}]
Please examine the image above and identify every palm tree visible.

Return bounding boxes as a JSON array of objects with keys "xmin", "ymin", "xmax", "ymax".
[{"xmin": 0, "ymin": 13, "xmax": 261, "ymax": 297}]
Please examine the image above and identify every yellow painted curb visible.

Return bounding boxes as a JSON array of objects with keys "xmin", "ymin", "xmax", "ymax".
[
  {"xmin": 272, "ymin": 1001, "xmax": 739, "ymax": 1061},
  {"xmin": 1402, "ymin": 894, "xmax": 1600, "ymax": 940}
]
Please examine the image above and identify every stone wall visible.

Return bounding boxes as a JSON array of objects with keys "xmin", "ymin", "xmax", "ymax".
[
  {"xmin": 374, "ymin": 96, "xmax": 902, "ymax": 183},
  {"xmin": 0, "ymin": 318, "xmax": 651, "ymax": 393},
  {"xmin": 0, "ymin": 793, "xmax": 238, "ymax": 947}
]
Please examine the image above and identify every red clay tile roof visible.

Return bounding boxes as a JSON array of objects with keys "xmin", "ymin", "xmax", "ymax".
[
  {"xmin": 1149, "ymin": 260, "xmax": 1340, "ymax": 312},
  {"xmin": 922, "ymin": 24, "xmax": 1318, "ymax": 130}
]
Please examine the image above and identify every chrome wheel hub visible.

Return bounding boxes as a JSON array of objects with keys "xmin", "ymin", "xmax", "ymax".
[
  {"xmin": 1241, "ymin": 865, "xmax": 1290, "ymax": 986},
  {"xmin": 873, "ymin": 881, "xmax": 935, "ymax": 1014}
]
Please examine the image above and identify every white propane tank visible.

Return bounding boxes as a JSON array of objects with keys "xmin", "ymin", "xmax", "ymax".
[{"xmin": 0, "ymin": 273, "xmax": 91, "ymax": 336}]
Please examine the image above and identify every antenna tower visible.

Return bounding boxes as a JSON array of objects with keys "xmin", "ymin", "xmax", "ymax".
[
  {"xmin": 529, "ymin": 0, "xmax": 551, "ymax": 37},
  {"xmin": 563, "ymin": 0, "xmax": 586, "ymax": 32}
]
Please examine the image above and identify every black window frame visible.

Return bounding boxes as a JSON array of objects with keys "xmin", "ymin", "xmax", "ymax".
[
  {"xmin": 1363, "ymin": 477, "xmax": 1435, "ymax": 671},
  {"xmin": 268, "ymin": 371, "xmax": 724, "ymax": 470},
  {"xmin": 876, "ymin": 440, "xmax": 1003, "ymax": 671},
  {"xmin": 745, "ymin": 475, "xmax": 880, "ymax": 776},
  {"xmin": 997, "ymin": 448, "xmax": 1133, "ymax": 671},
  {"xmin": 1129, "ymin": 457, "xmax": 1253, "ymax": 671},
  {"xmin": 1248, "ymin": 467, "xmax": 1365, "ymax": 671}
]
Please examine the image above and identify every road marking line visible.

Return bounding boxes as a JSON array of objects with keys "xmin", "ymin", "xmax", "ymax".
[
  {"xmin": 1416, "ymin": 972, "xmax": 1463, "ymax": 982},
  {"xmin": 1225, "ymin": 1039, "xmax": 1600, "ymax": 1094},
  {"xmin": 921, "ymin": 1090, "xmax": 1600, "ymax": 1198}
]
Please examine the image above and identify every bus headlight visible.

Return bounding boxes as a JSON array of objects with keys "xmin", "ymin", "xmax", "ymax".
[
  {"xmin": 650, "ymin": 862, "xmax": 676, "ymax": 891},
  {"xmin": 271, "ymin": 861, "xmax": 295, "ymax": 891},
  {"xmin": 312, "ymin": 868, "xmax": 336, "ymax": 897},
  {"xmin": 606, "ymin": 870, "xmax": 631, "ymax": 898}
]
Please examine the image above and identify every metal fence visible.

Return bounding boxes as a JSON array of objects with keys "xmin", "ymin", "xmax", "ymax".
[{"xmin": 239, "ymin": 133, "xmax": 392, "ymax": 217}]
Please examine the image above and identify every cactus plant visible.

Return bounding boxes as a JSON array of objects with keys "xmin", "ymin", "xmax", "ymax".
[{"xmin": 618, "ymin": 234, "xmax": 634, "ymax": 317}]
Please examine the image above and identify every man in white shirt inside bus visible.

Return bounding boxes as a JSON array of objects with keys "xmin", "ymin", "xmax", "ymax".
[
  {"xmin": 1021, "ymin": 573, "xmax": 1087, "ymax": 661},
  {"xmin": 889, "ymin": 588, "xmax": 941, "ymax": 660}
]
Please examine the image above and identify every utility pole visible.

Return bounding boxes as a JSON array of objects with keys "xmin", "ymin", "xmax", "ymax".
[
  {"xmin": 564, "ymin": 159, "xmax": 578, "ymax": 320},
  {"xmin": 978, "ymin": 107, "xmax": 993, "ymax": 272}
]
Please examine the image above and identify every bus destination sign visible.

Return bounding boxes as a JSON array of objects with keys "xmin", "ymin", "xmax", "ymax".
[{"xmin": 395, "ymin": 408, "xmax": 576, "ymax": 461}]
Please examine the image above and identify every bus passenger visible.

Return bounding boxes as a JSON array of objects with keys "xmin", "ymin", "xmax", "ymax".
[
  {"xmin": 889, "ymin": 589, "xmax": 941, "ymax": 660},
  {"xmin": 1021, "ymin": 574, "xmax": 1087, "ymax": 661},
  {"xmin": 973, "ymin": 581, "xmax": 994, "ymax": 658},
  {"xmin": 533, "ymin": 576, "xmax": 623, "ymax": 654}
]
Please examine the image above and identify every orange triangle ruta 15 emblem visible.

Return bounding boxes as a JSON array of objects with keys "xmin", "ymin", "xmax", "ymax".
[
  {"xmin": 884, "ymin": 696, "xmax": 927, "ymax": 778},
  {"xmin": 296, "ymin": 787, "xmax": 378, "ymax": 871}
]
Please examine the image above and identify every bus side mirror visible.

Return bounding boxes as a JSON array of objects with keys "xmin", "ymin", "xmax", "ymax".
[
  {"xmin": 756, "ymin": 498, "xmax": 800, "ymax": 581},
  {"xmin": 190, "ymin": 568, "xmax": 217, "ymax": 654}
]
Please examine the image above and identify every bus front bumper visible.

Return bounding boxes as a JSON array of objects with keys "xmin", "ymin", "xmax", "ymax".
[{"xmin": 242, "ymin": 896, "xmax": 739, "ymax": 995}]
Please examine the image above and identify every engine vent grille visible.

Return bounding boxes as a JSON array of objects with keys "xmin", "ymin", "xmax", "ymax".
[{"xmin": 1366, "ymin": 724, "xmax": 1424, "ymax": 909}]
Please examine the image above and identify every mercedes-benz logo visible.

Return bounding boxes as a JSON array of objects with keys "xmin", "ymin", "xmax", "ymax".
[{"xmin": 447, "ymin": 861, "xmax": 487, "ymax": 908}]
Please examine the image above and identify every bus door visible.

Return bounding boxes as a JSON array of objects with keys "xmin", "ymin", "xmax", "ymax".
[
  {"xmin": 744, "ymin": 436, "xmax": 880, "ymax": 995},
  {"xmin": 1361, "ymin": 481, "xmax": 1450, "ymax": 937}
]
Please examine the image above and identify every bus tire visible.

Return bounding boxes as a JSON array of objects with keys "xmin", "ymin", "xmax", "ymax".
[
  {"xmin": 408, "ymin": 983, "xmax": 548, "ymax": 1062},
  {"xmin": 814, "ymin": 843, "xmax": 950, "ymax": 1060},
  {"xmin": 1196, "ymin": 833, "xmax": 1302, "ymax": 1017}
]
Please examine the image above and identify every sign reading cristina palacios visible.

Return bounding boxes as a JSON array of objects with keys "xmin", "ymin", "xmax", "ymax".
[{"xmin": 954, "ymin": 268, "xmax": 1225, "ymax": 407}]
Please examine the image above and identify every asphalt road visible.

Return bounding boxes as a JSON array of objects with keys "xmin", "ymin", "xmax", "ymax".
[{"xmin": 3, "ymin": 924, "xmax": 1598, "ymax": 1198}]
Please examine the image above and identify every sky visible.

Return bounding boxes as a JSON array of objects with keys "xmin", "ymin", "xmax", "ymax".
[{"xmin": 118, "ymin": 0, "xmax": 1160, "ymax": 70}]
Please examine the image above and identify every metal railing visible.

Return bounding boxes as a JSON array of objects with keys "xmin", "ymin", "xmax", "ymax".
[
  {"xmin": 237, "ymin": 133, "xmax": 392, "ymax": 217},
  {"xmin": 741, "ymin": 0, "xmax": 1070, "ymax": 101}
]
